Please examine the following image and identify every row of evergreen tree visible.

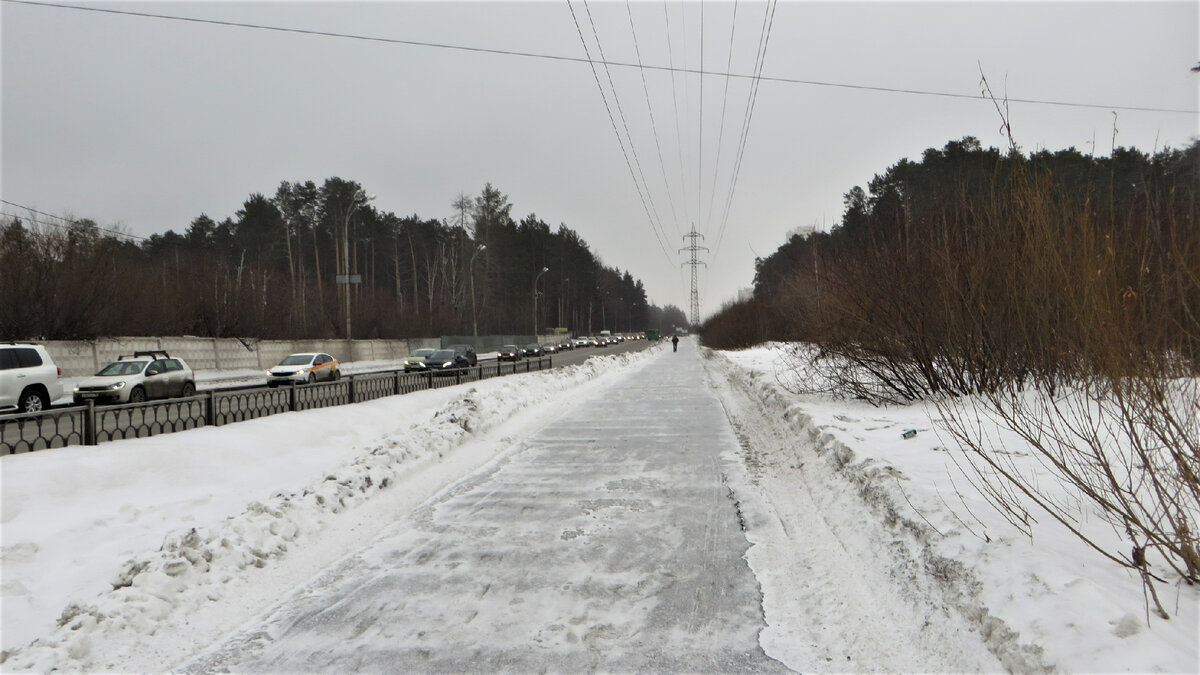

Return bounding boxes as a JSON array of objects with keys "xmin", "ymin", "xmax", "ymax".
[{"xmin": 0, "ymin": 180, "xmax": 687, "ymax": 340}]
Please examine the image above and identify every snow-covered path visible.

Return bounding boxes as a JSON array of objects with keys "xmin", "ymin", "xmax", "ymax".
[
  {"xmin": 183, "ymin": 342, "xmax": 785, "ymax": 672},
  {"xmin": 6, "ymin": 340, "xmax": 1190, "ymax": 673}
]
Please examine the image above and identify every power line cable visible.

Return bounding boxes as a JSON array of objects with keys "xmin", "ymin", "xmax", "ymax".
[
  {"xmin": 698, "ymin": 0, "xmax": 704, "ymax": 233},
  {"xmin": 704, "ymin": 0, "xmax": 740, "ymax": 233},
  {"xmin": 713, "ymin": 0, "xmax": 777, "ymax": 262},
  {"xmin": 662, "ymin": 1, "xmax": 691, "ymax": 227},
  {"xmin": 579, "ymin": 0, "xmax": 673, "ymax": 258},
  {"xmin": 565, "ymin": 0, "xmax": 674, "ymax": 266},
  {"xmin": 711, "ymin": 0, "xmax": 772, "ymax": 247},
  {"xmin": 0, "ymin": 199, "xmax": 146, "ymax": 241},
  {"xmin": 6, "ymin": 0, "xmax": 1194, "ymax": 114},
  {"xmin": 625, "ymin": 0, "xmax": 683, "ymax": 238}
]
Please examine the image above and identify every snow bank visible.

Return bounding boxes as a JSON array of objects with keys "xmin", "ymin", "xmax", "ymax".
[
  {"xmin": 1, "ymin": 347, "xmax": 662, "ymax": 672},
  {"xmin": 709, "ymin": 344, "xmax": 1198, "ymax": 673}
]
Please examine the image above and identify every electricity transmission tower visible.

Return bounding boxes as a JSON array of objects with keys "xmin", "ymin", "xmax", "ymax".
[{"xmin": 680, "ymin": 225, "xmax": 708, "ymax": 326}]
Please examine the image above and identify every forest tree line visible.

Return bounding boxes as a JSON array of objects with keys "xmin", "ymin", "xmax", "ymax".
[
  {"xmin": 702, "ymin": 137, "xmax": 1199, "ymax": 399},
  {"xmin": 0, "ymin": 180, "xmax": 687, "ymax": 340}
]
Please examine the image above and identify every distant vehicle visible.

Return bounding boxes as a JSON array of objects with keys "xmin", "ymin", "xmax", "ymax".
[
  {"xmin": 558, "ymin": 339, "xmax": 574, "ymax": 351},
  {"xmin": 267, "ymin": 353, "xmax": 340, "ymax": 387},
  {"xmin": 425, "ymin": 349, "xmax": 470, "ymax": 375},
  {"xmin": 449, "ymin": 344, "xmax": 478, "ymax": 366},
  {"xmin": 74, "ymin": 351, "xmax": 196, "ymax": 404},
  {"xmin": 0, "ymin": 343, "xmax": 64, "ymax": 413},
  {"xmin": 646, "ymin": 329, "xmax": 660, "ymax": 341},
  {"xmin": 403, "ymin": 348, "xmax": 437, "ymax": 373},
  {"xmin": 595, "ymin": 336, "xmax": 610, "ymax": 347},
  {"xmin": 523, "ymin": 343, "xmax": 544, "ymax": 357},
  {"xmin": 574, "ymin": 337, "xmax": 591, "ymax": 348},
  {"xmin": 498, "ymin": 345, "xmax": 522, "ymax": 361},
  {"xmin": 542, "ymin": 343, "xmax": 558, "ymax": 354}
]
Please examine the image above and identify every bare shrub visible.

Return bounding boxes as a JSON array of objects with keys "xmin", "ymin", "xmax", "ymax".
[{"xmin": 936, "ymin": 139, "xmax": 1200, "ymax": 618}]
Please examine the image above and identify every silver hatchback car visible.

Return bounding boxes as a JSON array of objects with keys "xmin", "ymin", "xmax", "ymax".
[{"xmin": 73, "ymin": 352, "xmax": 196, "ymax": 404}]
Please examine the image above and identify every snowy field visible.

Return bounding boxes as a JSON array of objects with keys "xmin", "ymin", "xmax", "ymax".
[
  {"xmin": 712, "ymin": 345, "xmax": 1198, "ymax": 673},
  {"xmin": 2, "ymin": 340, "xmax": 1196, "ymax": 672}
]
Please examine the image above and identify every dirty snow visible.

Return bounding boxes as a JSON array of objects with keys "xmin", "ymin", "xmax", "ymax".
[{"xmin": 2, "ymin": 339, "xmax": 1195, "ymax": 672}]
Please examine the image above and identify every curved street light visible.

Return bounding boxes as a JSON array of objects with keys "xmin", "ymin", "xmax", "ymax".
[{"xmin": 533, "ymin": 266, "xmax": 549, "ymax": 338}]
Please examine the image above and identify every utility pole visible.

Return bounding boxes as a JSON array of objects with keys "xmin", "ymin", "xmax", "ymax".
[{"xmin": 680, "ymin": 224, "xmax": 708, "ymax": 327}]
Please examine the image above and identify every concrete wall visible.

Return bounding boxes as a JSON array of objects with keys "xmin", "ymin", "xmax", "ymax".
[{"xmin": 41, "ymin": 337, "xmax": 441, "ymax": 377}]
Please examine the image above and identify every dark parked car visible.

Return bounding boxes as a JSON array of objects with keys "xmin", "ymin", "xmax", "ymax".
[
  {"xmin": 449, "ymin": 344, "xmax": 478, "ymax": 366},
  {"xmin": 498, "ymin": 345, "xmax": 521, "ymax": 361},
  {"xmin": 522, "ymin": 343, "xmax": 544, "ymax": 357},
  {"xmin": 425, "ymin": 349, "xmax": 471, "ymax": 375}
]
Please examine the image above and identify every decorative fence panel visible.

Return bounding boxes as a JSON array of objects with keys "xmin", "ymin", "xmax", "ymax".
[{"xmin": 1, "ymin": 358, "xmax": 552, "ymax": 455}]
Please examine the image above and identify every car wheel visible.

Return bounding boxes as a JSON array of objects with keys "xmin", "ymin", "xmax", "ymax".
[
  {"xmin": 307, "ymin": 373, "xmax": 316, "ymax": 384},
  {"xmin": 181, "ymin": 382, "xmax": 196, "ymax": 397},
  {"xmin": 331, "ymin": 368, "xmax": 340, "ymax": 381},
  {"xmin": 128, "ymin": 387, "xmax": 147, "ymax": 403},
  {"xmin": 19, "ymin": 388, "xmax": 48, "ymax": 413}
]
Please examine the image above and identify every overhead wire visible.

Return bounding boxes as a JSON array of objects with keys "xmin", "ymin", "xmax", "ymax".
[
  {"xmin": 712, "ymin": 0, "xmax": 777, "ymax": 264},
  {"xmin": 0, "ymin": 199, "xmax": 146, "ymax": 242},
  {"xmin": 579, "ymin": 0, "xmax": 674, "ymax": 262},
  {"xmin": 6, "ymin": 0, "xmax": 1195, "ymax": 114},
  {"xmin": 662, "ymin": 1, "xmax": 691, "ymax": 228},
  {"xmin": 698, "ymin": 0, "xmax": 704, "ymax": 233},
  {"xmin": 704, "ymin": 0, "xmax": 740, "ymax": 234},
  {"xmin": 625, "ymin": 0, "xmax": 683, "ymax": 239},
  {"xmin": 565, "ymin": 0, "xmax": 675, "ymax": 266}
]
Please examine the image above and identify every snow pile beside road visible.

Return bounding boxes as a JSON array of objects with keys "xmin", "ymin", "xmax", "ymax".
[
  {"xmin": 708, "ymin": 344, "xmax": 1198, "ymax": 673},
  {"xmin": 1, "ymin": 347, "xmax": 661, "ymax": 673}
]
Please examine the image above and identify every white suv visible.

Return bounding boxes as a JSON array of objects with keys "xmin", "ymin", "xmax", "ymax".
[{"xmin": 0, "ymin": 343, "xmax": 64, "ymax": 414}]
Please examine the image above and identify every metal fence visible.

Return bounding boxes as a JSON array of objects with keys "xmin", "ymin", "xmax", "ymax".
[{"xmin": 0, "ymin": 358, "xmax": 552, "ymax": 455}]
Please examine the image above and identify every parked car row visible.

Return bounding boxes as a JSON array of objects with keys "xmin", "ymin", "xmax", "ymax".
[
  {"xmin": 3, "ymin": 333, "xmax": 641, "ymax": 415},
  {"xmin": 2, "ymin": 344, "xmax": 352, "ymax": 414}
]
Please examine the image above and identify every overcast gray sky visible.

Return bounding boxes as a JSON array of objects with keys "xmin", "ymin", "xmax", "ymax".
[{"xmin": 3, "ymin": 1, "xmax": 1197, "ymax": 319}]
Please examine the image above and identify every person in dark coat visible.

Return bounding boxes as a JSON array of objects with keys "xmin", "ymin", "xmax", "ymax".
[{"xmin": 672, "ymin": 335, "xmax": 679, "ymax": 352}]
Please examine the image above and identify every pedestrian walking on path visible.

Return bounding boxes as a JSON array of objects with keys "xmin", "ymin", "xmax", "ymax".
[{"xmin": 672, "ymin": 334, "xmax": 679, "ymax": 352}]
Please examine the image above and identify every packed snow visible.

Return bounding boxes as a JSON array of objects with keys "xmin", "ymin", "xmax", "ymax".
[
  {"xmin": 1, "ymin": 340, "xmax": 1196, "ymax": 672},
  {"xmin": 713, "ymin": 344, "xmax": 1198, "ymax": 672}
]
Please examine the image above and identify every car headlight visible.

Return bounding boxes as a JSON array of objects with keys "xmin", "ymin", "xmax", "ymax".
[{"xmin": 107, "ymin": 382, "xmax": 126, "ymax": 390}]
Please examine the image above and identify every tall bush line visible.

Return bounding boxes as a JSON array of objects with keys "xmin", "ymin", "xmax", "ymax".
[{"xmin": 701, "ymin": 136, "xmax": 1199, "ymax": 617}]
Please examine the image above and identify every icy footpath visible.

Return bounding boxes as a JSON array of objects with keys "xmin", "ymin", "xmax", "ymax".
[{"xmin": 1, "ymin": 347, "xmax": 662, "ymax": 673}]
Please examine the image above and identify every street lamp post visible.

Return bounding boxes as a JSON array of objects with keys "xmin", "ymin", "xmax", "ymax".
[
  {"xmin": 533, "ymin": 266, "xmax": 549, "ymax": 338},
  {"xmin": 469, "ymin": 244, "xmax": 486, "ymax": 338},
  {"xmin": 558, "ymin": 277, "xmax": 569, "ymax": 329},
  {"xmin": 338, "ymin": 190, "xmax": 372, "ymax": 342}
]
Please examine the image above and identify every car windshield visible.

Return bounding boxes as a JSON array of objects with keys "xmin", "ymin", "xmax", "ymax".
[
  {"xmin": 97, "ymin": 360, "xmax": 148, "ymax": 376},
  {"xmin": 430, "ymin": 350, "xmax": 455, "ymax": 360},
  {"xmin": 279, "ymin": 354, "xmax": 314, "ymax": 366},
  {"xmin": 502, "ymin": 345, "xmax": 517, "ymax": 351},
  {"xmin": 413, "ymin": 349, "xmax": 435, "ymax": 358},
  {"xmin": 525, "ymin": 344, "xmax": 539, "ymax": 350}
]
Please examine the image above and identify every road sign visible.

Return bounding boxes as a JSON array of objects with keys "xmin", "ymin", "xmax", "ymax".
[{"xmin": 335, "ymin": 274, "xmax": 362, "ymax": 284}]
